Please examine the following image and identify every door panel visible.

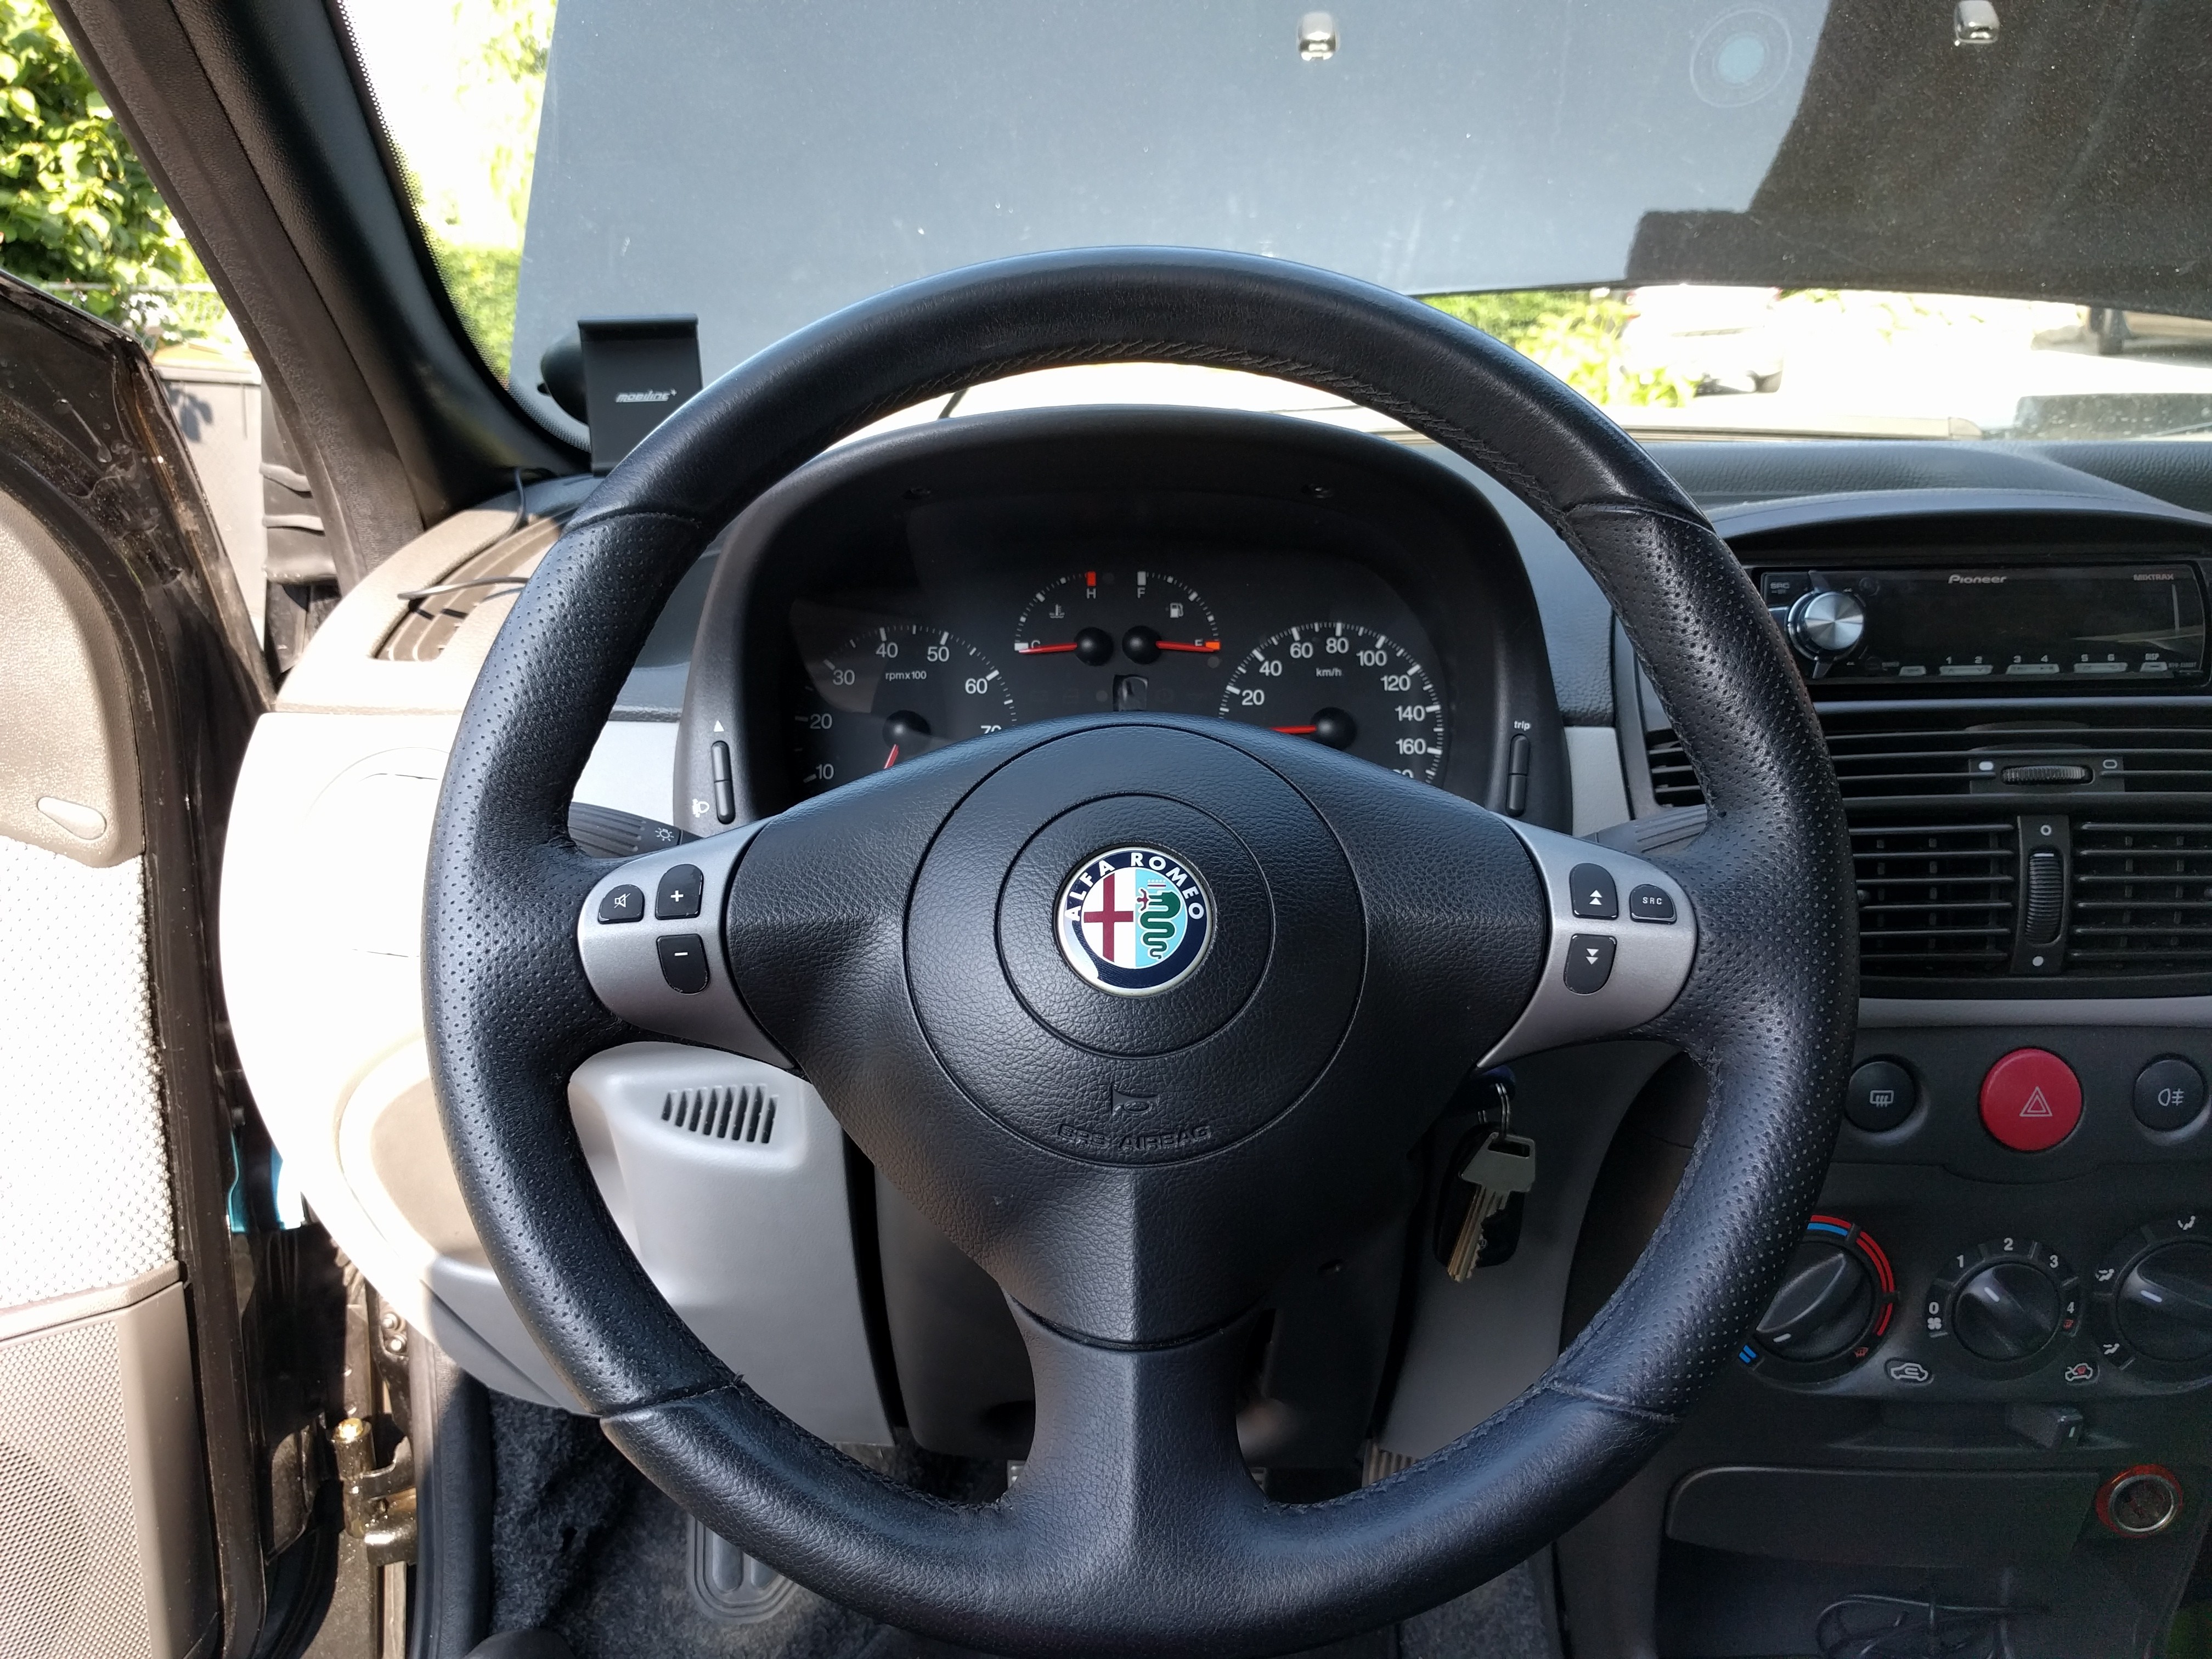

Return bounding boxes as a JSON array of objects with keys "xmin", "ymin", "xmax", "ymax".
[{"xmin": 0, "ymin": 273, "xmax": 274, "ymax": 1658}]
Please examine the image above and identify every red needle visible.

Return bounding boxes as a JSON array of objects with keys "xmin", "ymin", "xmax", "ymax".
[
  {"xmin": 1016, "ymin": 642, "xmax": 1080, "ymax": 654},
  {"xmin": 881, "ymin": 744, "xmax": 900, "ymax": 769},
  {"xmin": 1271, "ymin": 724, "xmax": 1319, "ymax": 735},
  {"xmin": 1155, "ymin": 640, "xmax": 1220, "ymax": 653}
]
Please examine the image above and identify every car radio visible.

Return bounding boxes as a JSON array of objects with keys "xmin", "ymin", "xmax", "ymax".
[{"xmin": 1756, "ymin": 563, "xmax": 2208, "ymax": 684}]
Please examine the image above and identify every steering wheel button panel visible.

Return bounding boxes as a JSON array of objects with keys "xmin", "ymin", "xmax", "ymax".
[
  {"xmin": 577, "ymin": 826, "xmax": 789, "ymax": 1063},
  {"xmin": 1979, "ymin": 1047, "xmax": 2083, "ymax": 1152},
  {"xmin": 1483, "ymin": 824, "xmax": 1694, "ymax": 1063}
]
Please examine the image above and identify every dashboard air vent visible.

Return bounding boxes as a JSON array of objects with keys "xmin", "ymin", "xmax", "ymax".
[
  {"xmin": 662, "ymin": 1086, "xmax": 776, "ymax": 1146},
  {"xmin": 1645, "ymin": 710, "xmax": 2212, "ymax": 810},
  {"xmin": 1853, "ymin": 821, "xmax": 2019, "ymax": 978},
  {"xmin": 2067, "ymin": 822, "xmax": 2212, "ymax": 974},
  {"xmin": 1643, "ymin": 730, "xmax": 1704, "ymax": 809}
]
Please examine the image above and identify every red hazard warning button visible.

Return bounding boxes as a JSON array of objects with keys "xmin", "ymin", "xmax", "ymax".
[{"xmin": 1979, "ymin": 1048, "xmax": 2083, "ymax": 1152}]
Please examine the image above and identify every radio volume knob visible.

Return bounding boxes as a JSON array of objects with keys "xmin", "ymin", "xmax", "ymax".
[{"xmin": 1787, "ymin": 589, "xmax": 1867, "ymax": 659}]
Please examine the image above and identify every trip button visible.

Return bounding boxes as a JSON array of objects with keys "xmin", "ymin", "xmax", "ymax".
[
  {"xmin": 656, "ymin": 934, "xmax": 712, "ymax": 994},
  {"xmin": 1627, "ymin": 884, "xmax": 1676, "ymax": 923},
  {"xmin": 1563, "ymin": 933, "xmax": 1616, "ymax": 994},
  {"xmin": 654, "ymin": 862, "xmax": 706, "ymax": 920},
  {"xmin": 596, "ymin": 884, "xmax": 645, "ymax": 924},
  {"xmin": 1567, "ymin": 862, "xmax": 1619, "ymax": 920},
  {"xmin": 1979, "ymin": 1048, "xmax": 2083, "ymax": 1152}
]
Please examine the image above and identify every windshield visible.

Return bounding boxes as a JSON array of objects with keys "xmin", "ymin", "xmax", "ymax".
[{"xmin": 343, "ymin": 1, "xmax": 2212, "ymax": 443}]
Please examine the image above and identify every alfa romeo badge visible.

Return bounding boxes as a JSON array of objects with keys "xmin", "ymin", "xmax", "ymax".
[{"xmin": 1057, "ymin": 847, "xmax": 1212, "ymax": 996}]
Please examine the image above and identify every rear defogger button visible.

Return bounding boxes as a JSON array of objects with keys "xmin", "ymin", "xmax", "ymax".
[{"xmin": 1564, "ymin": 934, "xmax": 1617, "ymax": 994}]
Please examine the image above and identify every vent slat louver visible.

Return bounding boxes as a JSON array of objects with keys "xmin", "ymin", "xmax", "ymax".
[
  {"xmin": 1853, "ymin": 821, "xmax": 2018, "ymax": 976},
  {"xmin": 2067, "ymin": 822, "xmax": 2212, "ymax": 972},
  {"xmin": 660, "ymin": 1085, "xmax": 778, "ymax": 1144},
  {"xmin": 1643, "ymin": 706, "xmax": 2212, "ymax": 988}
]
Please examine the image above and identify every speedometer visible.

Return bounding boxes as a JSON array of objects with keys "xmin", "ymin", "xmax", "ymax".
[
  {"xmin": 790, "ymin": 623, "xmax": 1017, "ymax": 795},
  {"xmin": 1217, "ymin": 623, "xmax": 1446, "ymax": 783}
]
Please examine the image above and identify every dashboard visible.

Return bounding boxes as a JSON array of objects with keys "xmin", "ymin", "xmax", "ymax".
[{"xmin": 222, "ymin": 418, "xmax": 2212, "ymax": 1659}]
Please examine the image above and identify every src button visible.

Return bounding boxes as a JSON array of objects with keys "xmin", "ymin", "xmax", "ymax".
[{"xmin": 1627, "ymin": 884, "xmax": 1676, "ymax": 923}]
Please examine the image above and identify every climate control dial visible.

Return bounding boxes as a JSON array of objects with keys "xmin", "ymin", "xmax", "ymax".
[
  {"xmin": 1743, "ymin": 1216, "xmax": 1897, "ymax": 1382},
  {"xmin": 1927, "ymin": 1238, "xmax": 2080, "ymax": 1376},
  {"xmin": 2090, "ymin": 1215, "xmax": 2212, "ymax": 1381}
]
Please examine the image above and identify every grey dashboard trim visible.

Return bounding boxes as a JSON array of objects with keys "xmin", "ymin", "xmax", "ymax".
[
  {"xmin": 1860, "ymin": 995, "xmax": 2212, "ymax": 1029},
  {"xmin": 1708, "ymin": 487, "xmax": 2212, "ymax": 541}
]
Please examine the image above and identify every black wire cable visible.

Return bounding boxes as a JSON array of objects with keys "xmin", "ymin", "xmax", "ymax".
[
  {"xmin": 1815, "ymin": 1592, "xmax": 2038, "ymax": 1659},
  {"xmin": 397, "ymin": 467, "xmax": 549, "ymax": 603}
]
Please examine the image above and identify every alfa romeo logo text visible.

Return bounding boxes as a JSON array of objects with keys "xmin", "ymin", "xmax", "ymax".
[{"xmin": 1057, "ymin": 847, "xmax": 1212, "ymax": 996}]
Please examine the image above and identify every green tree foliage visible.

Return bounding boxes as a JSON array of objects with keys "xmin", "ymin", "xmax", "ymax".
[
  {"xmin": 428, "ymin": 240, "xmax": 520, "ymax": 376},
  {"xmin": 0, "ymin": 0, "xmax": 208, "ymax": 339},
  {"xmin": 403, "ymin": 0, "xmax": 553, "ymax": 380},
  {"xmin": 1426, "ymin": 288, "xmax": 1693, "ymax": 408}
]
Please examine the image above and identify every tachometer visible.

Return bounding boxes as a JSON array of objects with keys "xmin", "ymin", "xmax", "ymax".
[
  {"xmin": 791, "ymin": 623, "xmax": 1016, "ymax": 795},
  {"xmin": 1217, "ymin": 623, "xmax": 1446, "ymax": 782}
]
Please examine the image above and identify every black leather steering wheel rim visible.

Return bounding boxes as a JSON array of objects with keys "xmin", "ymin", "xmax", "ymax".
[{"xmin": 425, "ymin": 248, "xmax": 1855, "ymax": 1655}]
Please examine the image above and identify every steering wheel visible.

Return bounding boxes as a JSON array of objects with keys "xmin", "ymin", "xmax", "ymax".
[{"xmin": 425, "ymin": 249, "xmax": 1854, "ymax": 1655}]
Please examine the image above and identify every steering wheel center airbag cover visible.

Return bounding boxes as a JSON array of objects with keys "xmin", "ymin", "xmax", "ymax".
[{"xmin": 909, "ymin": 725, "xmax": 1358, "ymax": 1163}]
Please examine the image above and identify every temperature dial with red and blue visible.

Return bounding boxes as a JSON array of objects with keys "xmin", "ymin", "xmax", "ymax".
[{"xmin": 1741, "ymin": 1215, "xmax": 1898, "ymax": 1382}]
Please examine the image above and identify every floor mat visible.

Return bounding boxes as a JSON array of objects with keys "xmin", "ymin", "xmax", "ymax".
[{"xmin": 486, "ymin": 1395, "xmax": 1559, "ymax": 1659}]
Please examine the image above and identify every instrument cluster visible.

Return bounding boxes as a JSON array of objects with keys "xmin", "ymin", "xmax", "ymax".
[{"xmin": 786, "ymin": 551, "xmax": 1449, "ymax": 797}]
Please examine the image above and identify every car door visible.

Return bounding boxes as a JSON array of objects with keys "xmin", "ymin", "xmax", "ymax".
[{"xmin": 0, "ymin": 270, "xmax": 295, "ymax": 1659}]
